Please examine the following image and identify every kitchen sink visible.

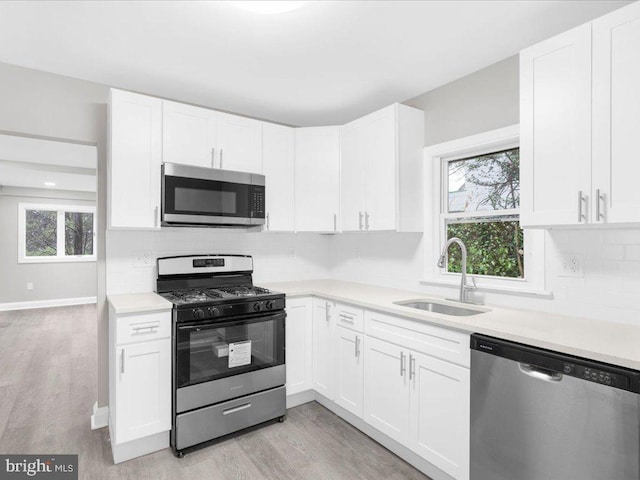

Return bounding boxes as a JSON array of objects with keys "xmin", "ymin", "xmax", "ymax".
[{"xmin": 393, "ymin": 299, "xmax": 485, "ymax": 317}]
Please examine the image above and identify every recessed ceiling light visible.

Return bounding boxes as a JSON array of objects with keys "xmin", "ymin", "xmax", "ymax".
[
  {"xmin": 44, "ymin": 181, "xmax": 56, "ymax": 187},
  {"xmin": 228, "ymin": 1, "xmax": 308, "ymax": 15}
]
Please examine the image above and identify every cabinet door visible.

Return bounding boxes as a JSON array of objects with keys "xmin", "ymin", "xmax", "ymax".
[
  {"xmin": 109, "ymin": 89, "xmax": 162, "ymax": 229},
  {"xmin": 593, "ymin": 2, "xmax": 640, "ymax": 224},
  {"xmin": 335, "ymin": 327, "xmax": 363, "ymax": 417},
  {"xmin": 114, "ymin": 339, "xmax": 171, "ymax": 444},
  {"xmin": 162, "ymin": 100, "xmax": 217, "ymax": 168},
  {"xmin": 285, "ymin": 298, "xmax": 312, "ymax": 396},
  {"xmin": 340, "ymin": 121, "xmax": 366, "ymax": 231},
  {"xmin": 294, "ymin": 127, "xmax": 341, "ymax": 232},
  {"xmin": 216, "ymin": 112, "xmax": 263, "ymax": 174},
  {"xmin": 312, "ymin": 298, "xmax": 334, "ymax": 400},
  {"xmin": 410, "ymin": 352, "xmax": 470, "ymax": 480},
  {"xmin": 363, "ymin": 105, "xmax": 396, "ymax": 231},
  {"xmin": 363, "ymin": 336, "xmax": 410, "ymax": 445},
  {"xmin": 520, "ymin": 24, "xmax": 592, "ymax": 227},
  {"xmin": 262, "ymin": 123, "xmax": 295, "ymax": 231}
]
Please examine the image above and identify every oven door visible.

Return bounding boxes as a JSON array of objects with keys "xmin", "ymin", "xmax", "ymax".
[
  {"xmin": 175, "ymin": 311, "xmax": 285, "ymax": 413},
  {"xmin": 162, "ymin": 163, "xmax": 265, "ymax": 226}
]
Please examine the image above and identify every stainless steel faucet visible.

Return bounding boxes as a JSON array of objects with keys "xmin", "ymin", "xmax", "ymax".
[{"xmin": 437, "ymin": 237, "xmax": 477, "ymax": 304}]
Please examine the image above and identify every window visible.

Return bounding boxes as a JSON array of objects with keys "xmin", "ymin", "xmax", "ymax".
[
  {"xmin": 444, "ymin": 147, "xmax": 523, "ymax": 279},
  {"xmin": 19, "ymin": 203, "xmax": 96, "ymax": 263},
  {"xmin": 423, "ymin": 125, "xmax": 546, "ymax": 296}
]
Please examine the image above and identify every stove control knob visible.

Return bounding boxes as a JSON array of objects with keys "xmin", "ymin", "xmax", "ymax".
[
  {"xmin": 253, "ymin": 302, "xmax": 262, "ymax": 312},
  {"xmin": 208, "ymin": 307, "xmax": 220, "ymax": 317},
  {"xmin": 265, "ymin": 300, "xmax": 275, "ymax": 310},
  {"xmin": 193, "ymin": 308, "xmax": 205, "ymax": 320}
]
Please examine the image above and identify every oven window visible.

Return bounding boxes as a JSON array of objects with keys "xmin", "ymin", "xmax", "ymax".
[
  {"xmin": 174, "ymin": 187, "xmax": 237, "ymax": 215},
  {"xmin": 176, "ymin": 314, "xmax": 285, "ymax": 389}
]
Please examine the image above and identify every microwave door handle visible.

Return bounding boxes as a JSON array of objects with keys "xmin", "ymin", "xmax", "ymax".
[
  {"xmin": 211, "ymin": 147, "xmax": 216, "ymax": 168},
  {"xmin": 219, "ymin": 149, "xmax": 223, "ymax": 169}
]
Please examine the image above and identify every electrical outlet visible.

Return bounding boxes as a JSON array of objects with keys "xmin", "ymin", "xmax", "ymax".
[
  {"xmin": 134, "ymin": 252, "xmax": 154, "ymax": 268},
  {"xmin": 26, "ymin": 282, "xmax": 33, "ymax": 290},
  {"xmin": 562, "ymin": 254, "xmax": 584, "ymax": 278}
]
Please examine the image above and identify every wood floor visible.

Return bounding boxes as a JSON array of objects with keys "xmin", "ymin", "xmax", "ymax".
[{"xmin": 0, "ymin": 305, "xmax": 431, "ymax": 480}]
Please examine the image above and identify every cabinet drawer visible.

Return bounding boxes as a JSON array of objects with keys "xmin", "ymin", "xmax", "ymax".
[
  {"xmin": 116, "ymin": 310, "xmax": 171, "ymax": 345},
  {"xmin": 335, "ymin": 302, "xmax": 364, "ymax": 332},
  {"xmin": 365, "ymin": 310, "xmax": 470, "ymax": 367}
]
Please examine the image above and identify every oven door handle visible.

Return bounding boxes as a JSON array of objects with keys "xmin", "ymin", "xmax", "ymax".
[{"xmin": 177, "ymin": 312, "xmax": 285, "ymax": 330}]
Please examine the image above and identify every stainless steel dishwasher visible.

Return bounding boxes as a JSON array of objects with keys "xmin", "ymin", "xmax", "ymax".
[{"xmin": 470, "ymin": 334, "xmax": 640, "ymax": 480}]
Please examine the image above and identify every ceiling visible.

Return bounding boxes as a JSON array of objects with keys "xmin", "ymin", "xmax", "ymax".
[
  {"xmin": 0, "ymin": 1, "xmax": 631, "ymax": 126},
  {"xmin": 0, "ymin": 134, "xmax": 96, "ymax": 193}
]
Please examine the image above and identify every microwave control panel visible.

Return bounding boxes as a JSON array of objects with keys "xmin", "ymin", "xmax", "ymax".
[{"xmin": 251, "ymin": 187, "xmax": 265, "ymax": 217}]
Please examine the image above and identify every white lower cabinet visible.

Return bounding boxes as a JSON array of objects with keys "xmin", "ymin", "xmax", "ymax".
[
  {"xmin": 410, "ymin": 351, "xmax": 470, "ymax": 480},
  {"xmin": 285, "ymin": 298, "xmax": 313, "ymax": 396},
  {"xmin": 363, "ymin": 336, "xmax": 411, "ymax": 445},
  {"xmin": 113, "ymin": 340, "xmax": 171, "ymax": 444},
  {"xmin": 108, "ymin": 304, "xmax": 171, "ymax": 463},
  {"xmin": 334, "ymin": 326, "xmax": 364, "ymax": 417},
  {"xmin": 312, "ymin": 298, "xmax": 335, "ymax": 399}
]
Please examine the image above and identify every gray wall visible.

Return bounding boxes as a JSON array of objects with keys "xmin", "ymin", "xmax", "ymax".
[
  {"xmin": 0, "ymin": 190, "xmax": 97, "ymax": 303},
  {"xmin": 404, "ymin": 55, "xmax": 519, "ymax": 146},
  {"xmin": 0, "ymin": 61, "xmax": 110, "ymax": 406}
]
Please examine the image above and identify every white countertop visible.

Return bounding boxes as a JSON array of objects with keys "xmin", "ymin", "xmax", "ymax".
[
  {"xmin": 107, "ymin": 292, "xmax": 173, "ymax": 315},
  {"xmin": 263, "ymin": 279, "xmax": 640, "ymax": 371}
]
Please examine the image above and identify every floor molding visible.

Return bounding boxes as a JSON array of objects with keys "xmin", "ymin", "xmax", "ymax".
[
  {"xmin": 0, "ymin": 296, "xmax": 96, "ymax": 312},
  {"xmin": 91, "ymin": 402, "xmax": 109, "ymax": 430}
]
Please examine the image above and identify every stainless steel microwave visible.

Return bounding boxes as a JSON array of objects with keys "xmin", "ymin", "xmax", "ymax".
[{"xmin": 161, "ymin": 163, "xmax": 265, "ymax": 227}]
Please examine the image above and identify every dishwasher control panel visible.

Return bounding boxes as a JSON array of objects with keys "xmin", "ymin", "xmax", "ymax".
[{"xmin": 471, "ymin": 334, "xmax": 640, "ymax": 393}]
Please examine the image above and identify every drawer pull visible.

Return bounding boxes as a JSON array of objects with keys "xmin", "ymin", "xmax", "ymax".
[
  {"xmin": 132, "ymin": 325, "xmax": 159, "ymax": 334},
  {"xmin": 339, "ymin": 313, "xmax": 355, "ymax": 323},
  {"xmin": 222, "ymin": 402, "xmax": 252, "ymax": 415}
]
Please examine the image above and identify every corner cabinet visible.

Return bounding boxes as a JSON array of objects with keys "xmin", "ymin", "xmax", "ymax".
[
  {"xmin": 521, "ymin": 2, "xmax": 640, "ymax": 227},
  {"xmin": 108, "ymin": 302, "xmax": 172, "ymax": 464},
  {"xmin": 108, "ymin": 89, "xmax": 162, "ymax": 230},
  {"xmin": 263, "ymin": 123, "xmax": 295, "ymax": 231},
  {"xmin": 341, "ymin": 104, "xmax": 424, "ymax": 232},
  {"xmin": 294, "ymin": 127, "xmax": 341, "ymax": 233}
]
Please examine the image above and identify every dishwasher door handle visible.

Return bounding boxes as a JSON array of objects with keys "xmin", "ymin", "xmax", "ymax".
[{"xmin": 518, "ymin": 363, "xmax": 563, "ymax": 383}]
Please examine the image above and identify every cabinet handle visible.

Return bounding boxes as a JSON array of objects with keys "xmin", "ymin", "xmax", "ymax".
[
  {"xmin": 400, "ymin": 351, "xmax": 406, "ymax": 377},
  {"xmin": 154, "ymin": 206, "xmax": 159, "ymax": 227},
  {"xmin": 355, "ymin": 336, "xmax": 360, "ymax": 357},
  {"xmin": 220, "ymin": 148, "xmax": 224, "ymax": 169},
  {"xmin": 132, "ymin": 325, "xmax": 159, "ymax": 334},
  {"xmin": 365, "ymin": 211, "xmax": 370, "ymax": 230},
  {"xmin": 596, "ymin": 189, "xmax": 605, "ymax": 222},
  {"xmin": 121, "ymin": 349, "xmax": 125, "ymax": 374},
  {"xmin": 359, "ymin": 211, "xmax": 363, "ymax": 230},
  {"xmin": 577, "ymin": 191, "xmax": 586, "ymax": 223},
  {"xmin": 325, "ymin": 302, "xmax": 330, "ymax": 322},
  {"xmin": 409, "ymin": 354, "xmax": 415, "ymax": 380},
  {"xmin": 339, "ymin": 313, "xmax": 355, "ymax": 323},
  {"xmin": 211, "ymin": 147, "xmax": 216, "ymax": 168},
  {"xmin": 333, "ymin": 213, "xmax": 337, "ymax": 232},
  {"xmin": 266, "ymin": 213, "xmax": 270, "ymax": 230}
]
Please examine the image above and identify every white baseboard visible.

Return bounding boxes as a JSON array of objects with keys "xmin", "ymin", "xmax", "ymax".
[
  {"xmin": 286, "ymin": 389, "xmax": 315, "ymax": 408},
  {"xmin": 91, "ymin": 401, "xmax": 109, "ymax": 430},
  {"xmin": 111, "ymin": 430, "xmax": 169, "ymax": 464},
  {"xmin": 0, "ymin": 296, "xmax": 96, "ymax": 312}
]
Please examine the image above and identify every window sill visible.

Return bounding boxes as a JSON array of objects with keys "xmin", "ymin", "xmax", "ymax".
[
  {"xmin": 418, "ymin": 278, "xmax": 553, "ymax": 299},
  {"xmin": 19, "ymin": 256, "xmax": 97, "ymax": 264}
]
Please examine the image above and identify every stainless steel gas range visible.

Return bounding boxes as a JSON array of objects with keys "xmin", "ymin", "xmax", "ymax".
[{"xmin": 156, "ymin": 254, "xmax": 286, "ymax": 456}]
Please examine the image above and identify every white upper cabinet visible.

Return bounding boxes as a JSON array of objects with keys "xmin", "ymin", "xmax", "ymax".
[
  {"xmin": 520, "ymin": 24, "xmax": 592, "ymax": 227},
  {"xmin": 162, "ymin": 100, "xmax": 217, "ymax": 168},
  {"xmin": 108, "ymin": 89, "xmax": 162, "ymax": 230},
  {"xmin": 294, "ymin": 126, "xmax": 341, "ymax": 232},
  {"xmin": 592, "ymin": 1, "xmax": 640, "ymax": 224},
  {"xmin": 162, "ymin": 102, "xmax": 262, "ymax": 173},
  {"xmin": 216, "ymin": 112, "xmax": 263, "ymax": 174},
  {"xmin": 340, "ymin": 104, "xmax": 424, "ymax": 232},
  {"xmin": 262, "ymin": 123, "xmax": 295, "ymax": 231},
  {"xmin": 521, "ymin": 2, "xmax": 640, "ymax": 227}
]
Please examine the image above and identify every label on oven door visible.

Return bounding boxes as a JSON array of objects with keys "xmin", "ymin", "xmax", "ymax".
[{"xmin": 228, "ymin": 340, "xmax": 252, "ymax": 368}]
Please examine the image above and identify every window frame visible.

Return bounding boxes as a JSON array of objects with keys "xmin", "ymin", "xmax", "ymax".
[
  {"xmin": 422, "ymin": 125, "xmax": 548, "ymax": 296},
  {"xmin": 18, "ymin": 202, "xmax": 97, "ymax": 264}
]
